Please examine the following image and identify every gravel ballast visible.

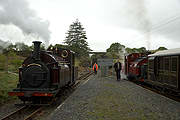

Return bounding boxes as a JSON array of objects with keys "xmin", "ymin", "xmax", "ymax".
[{"xmin": 47, "ymin": 73, "xmax": 180, "ymax": 120}]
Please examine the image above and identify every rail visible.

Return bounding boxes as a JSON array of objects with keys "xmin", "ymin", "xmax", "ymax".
[
  {"xmin": 140, "ymin": 83, "xmax": 180, "ymax": 102},
  {"xmin": 1, "ymin": 69, "xmax": 93, "ymax": 120},
  {"xmin": 0, "ymin": 106, "xmax": 41, "ymax": 120},
  {"xmin": 127, "ymin": 79, "xmax": 180, "ymax": 102}
]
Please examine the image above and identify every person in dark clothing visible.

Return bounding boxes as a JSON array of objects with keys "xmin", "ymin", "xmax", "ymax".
[{"xmin": 114, "ymin": 60, "xmax": 122, "ymax": 81}]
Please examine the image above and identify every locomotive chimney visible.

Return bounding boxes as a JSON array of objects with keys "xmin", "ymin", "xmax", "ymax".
[{"xmin": 32, "ymin": 41, "xmax": 42, "ymax": 60}]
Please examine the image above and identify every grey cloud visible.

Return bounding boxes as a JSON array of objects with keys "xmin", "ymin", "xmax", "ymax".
[{"xmin": 0, "ymin": 0, "xmax": 51, "ymax": 46}]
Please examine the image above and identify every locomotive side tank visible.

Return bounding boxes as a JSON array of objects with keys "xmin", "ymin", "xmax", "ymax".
[{"xmin": 8, "ymin": 41, "xmax": 77, "ymax": 103}]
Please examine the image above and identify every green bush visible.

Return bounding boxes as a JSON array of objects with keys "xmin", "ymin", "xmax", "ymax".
[
  {"xmin": 79, "ymin": 57, "xmax": 91, "ymax": 67},
  {"xmin": 0, "ymin": 71, "xmax": 18, "ymax": 104},
  {"xmin": 10, "ymin": 59, "xmax": 22, "ymax": 67},
  {"xmin": 8, "ymin": 51, "xmax": 16, "ymax": 57},
  {"xmin": 0, "ymin": 54, "xmax": 6, "ymax": 70},
  {"xmin": 9, "ymin": 59, "xmax": 22, "ymax": 72}
]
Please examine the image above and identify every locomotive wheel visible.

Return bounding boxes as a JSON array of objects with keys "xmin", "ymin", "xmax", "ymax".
[
  {"xmin": 18, "ymin": 96, "xmax": 30, "ymax": 102},
  {"xmin": 127, "ymin": 74, "xmax": 135, "ymax": 81}
]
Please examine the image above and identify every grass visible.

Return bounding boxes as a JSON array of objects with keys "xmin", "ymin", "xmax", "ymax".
[
  {"xmin": 86, "ymin": 82, "xmax": 158, "ymax": 120},
  {"xmin": 0, "ymin": 53, "xmax": 24, "ymax": 105},
  {"xmin": 0, "ymin": 71, "xmax": 18, "ymax": 105},
  {"xmin": 0, "ymin": 53, "xmax": 24, "ymax": 73}
]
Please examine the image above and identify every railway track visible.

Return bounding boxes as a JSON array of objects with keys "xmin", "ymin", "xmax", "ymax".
[
  {"xmin": 139, "ymin": 83, "xmax": 180, "ymax": 102},
  {"xmin": 0, "ymin": 106, "xmax": 42, "ymax": 120},
  {"xmin": 78, "ymin": 71, "xmax": 93, "ymax": 81},
  {"xmin": 128, "ymin": 80, "xmax": 180, "ymax": 102},
  {"xmin": 1, "ymin": 70, "xmax": 93, "ymax": 120}
]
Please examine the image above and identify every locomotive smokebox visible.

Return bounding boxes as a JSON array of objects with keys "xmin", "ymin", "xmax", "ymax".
[{"xmin": 32, "ymin": 41, "xmax": 42, "ymax": 60}]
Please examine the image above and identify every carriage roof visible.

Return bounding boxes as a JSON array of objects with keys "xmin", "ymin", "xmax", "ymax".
[{"xmin": 149, "ymin": 48, "xmax": 180, "ymax": 57}]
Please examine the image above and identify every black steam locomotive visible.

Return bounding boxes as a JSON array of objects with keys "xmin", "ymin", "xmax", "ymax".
[{"xmin": 8, "ymin": 41, "xmax": 77, "ymax": 104}]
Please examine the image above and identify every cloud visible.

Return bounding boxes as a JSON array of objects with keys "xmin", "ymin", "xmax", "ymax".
[{"xmin": 0, "ymin": 0, "xmax": 51, "ymax": 47}]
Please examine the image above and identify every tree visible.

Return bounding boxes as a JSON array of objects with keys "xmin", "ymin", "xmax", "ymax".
[
  {"xmin": 0, "ymin": 54, "xmax": 6, "ymax": 70},
  {"xmin": 125, "ymin": 47, "xmax": 147, "ymax": 54},
  {"xmin": 64, "ymin": 19, "xmax": 91, "ymax": 57},
  {"xmin": 106, "ymin": 42, "xmax": 125, "ymax": 59},
  {"xmin": 157, "ymin": 47, "xmax": 167, "ymax": 51},
  {"xmin": 15, "ymin": 42, "xmax": 30, "ymax": 51},
  {"xmin": 0, "ymin": 46, "xmax": 3, "ymax": 53},
  {"xmin": 138, "ymin": 47, "xmax": 147, "ymax": 53},
  {"xmin": 107, "ymin": 43, "xmax": 125, "ymax": 53},
  {"xmin": 125, "ymin": 47, "xmax": 133, "ymax": 54},
  {"xmin": 6, "ymin": 44, "xmax": 16, "ymax": 52}
]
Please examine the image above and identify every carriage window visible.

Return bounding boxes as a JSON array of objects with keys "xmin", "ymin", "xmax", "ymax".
[
  {"xmin": 164, "ymin": 57, "xmax": 170, "ymax": 70},
  {"xmin": 148, "ymin": 57, "xmax": 155, "ymax": 69},
  {"xmin": 171, "ymin": 57, "xmax": 178, "ymax": 71},
  {"xmin": 148, "ymin": 60, "xmax": 154, "ymax": 69},
  {"xmin": 159, "ymin": 57, "xmax": 163, "ymax": 70}
]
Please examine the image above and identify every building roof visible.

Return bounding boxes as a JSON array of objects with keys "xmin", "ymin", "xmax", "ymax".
[{"xmin": 149, "ymin": 48, "xmax": 180, "ymax": 57}]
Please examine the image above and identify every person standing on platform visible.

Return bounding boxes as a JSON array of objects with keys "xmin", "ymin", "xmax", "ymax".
[
  {"xmin": 114, "ymin": 60, "xmax": 122, "ymax": 81},
  {"xmin": 93, "ymin": 62, "xmax": 98, "ymax": 75}
]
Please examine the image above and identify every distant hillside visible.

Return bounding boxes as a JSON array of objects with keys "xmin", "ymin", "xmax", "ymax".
[
  {"xmin": 0, "ymin": 39, "xmax": 11, "ymax": 48},
  {"xmin": 0, "ymin": 39, "xmax": 11, "ymax": 53}
]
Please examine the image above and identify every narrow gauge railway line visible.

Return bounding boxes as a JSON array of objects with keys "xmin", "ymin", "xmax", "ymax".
[
  {"xmin": 1, "ymin": 70, "xmax": 93, "ymax": 120},
  {"xmin": 128, "ymin": 80, "xmax": 180, "ymax": 102},
  {"xmin": 0, "ymin": 106, "xmax": 42, "ymax": 120},
  {"xmin": 78, "ymin": 70, "xmax": 93, "ymax": 81},
  {"xmin": 140, "ymin": 83, "xmax": 180, "ymax": 102},
  {"xmin": 35, "ymin": 71, "xmax": 93, "ymax": 120}
]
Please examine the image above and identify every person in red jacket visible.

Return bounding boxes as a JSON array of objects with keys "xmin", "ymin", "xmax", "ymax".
[{"xmin": 93, "ymin": 63, "xmax": 98, "ymax": 74}]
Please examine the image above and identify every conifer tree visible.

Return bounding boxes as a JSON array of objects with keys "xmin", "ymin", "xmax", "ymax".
[{"xmin": 64, "ymin": 19, "xmax": 91, "ymax": 57}]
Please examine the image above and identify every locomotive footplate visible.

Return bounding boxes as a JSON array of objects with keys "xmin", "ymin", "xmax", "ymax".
[
  {"xmin": 8, "ymin": 89, "xmax": 58, "ymax": 97},
  {"xmin": 14, "ymin": 97, "xmax": 57, "ymax": 106}
]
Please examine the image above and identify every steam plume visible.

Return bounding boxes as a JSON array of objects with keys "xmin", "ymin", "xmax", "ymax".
[
  {"xmin": 0, "ymin": 0, "xmax": 51, "ymax": 47},
  {"xmin": 125, "ymin": 0, "xmax": 151, "ymax": 49}
]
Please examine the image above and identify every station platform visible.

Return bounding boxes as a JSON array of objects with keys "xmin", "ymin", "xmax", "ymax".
[{"xmin": 47, "ymin": 72, "xmax": 180, "ymax": 120}]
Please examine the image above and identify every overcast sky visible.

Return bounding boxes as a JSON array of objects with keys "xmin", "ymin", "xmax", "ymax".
[{"xmin": 0, "ymin": 0, "xmax": 180, "ymax": 51}]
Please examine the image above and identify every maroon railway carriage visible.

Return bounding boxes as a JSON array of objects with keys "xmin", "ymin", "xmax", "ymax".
[
  {"xmin": 147, "ymin": 48, "xmax": 180, "ymax": 94},
  {"xmin": 8, "ymin": 41, "xmax": 77, "ymax": 104}
]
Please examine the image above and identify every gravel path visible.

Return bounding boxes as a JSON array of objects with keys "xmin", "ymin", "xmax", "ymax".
[{"xmin": 47, "ymin": 72, "xmax": 180, "ymax": 120}]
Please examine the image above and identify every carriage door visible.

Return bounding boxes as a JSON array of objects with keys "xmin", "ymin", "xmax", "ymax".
[
  {"xmin": 163, "ymin": 57, "xmax": 170, "ymax": 85},
  {"xmin": 158, "ymin": 57, "xmax": 164, "ymax": 83},
  {"xmin": 148, "ymin": 57, "xmax": 156, "ymax": 81},
  {"xmin": 170, "ymin": 56, "xmax": 179, "ymax": 88}
]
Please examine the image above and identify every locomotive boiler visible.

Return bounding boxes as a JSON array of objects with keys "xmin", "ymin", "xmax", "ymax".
[{"xmin": 8, "ymin": 41, "xmax": 77, "ymax": 104}]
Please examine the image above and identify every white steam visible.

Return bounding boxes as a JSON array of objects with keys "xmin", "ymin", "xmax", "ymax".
[
  {"xmin": 124, "ymin": 0, "xmax": 151, "ymax": 49},
  {"xmin": 0, "ymin": 0, "xmax": 51, "ymax": 47}
]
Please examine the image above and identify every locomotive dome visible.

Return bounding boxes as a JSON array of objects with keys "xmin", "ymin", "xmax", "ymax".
[{"xmin": 149, "ymin": 48, "xmax": 180, "ymax": 57}]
